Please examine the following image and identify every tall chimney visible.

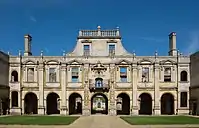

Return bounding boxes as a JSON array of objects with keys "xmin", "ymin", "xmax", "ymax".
[
  {"xmin": 24, "ymin": 34, "xmax": 32, "ymax": 56},
  {"xmin": 168, "ymin": 32, "xmax": 177, "ymax": 56}
]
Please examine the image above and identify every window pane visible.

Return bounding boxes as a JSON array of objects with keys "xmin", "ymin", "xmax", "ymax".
[
  {"xmin": 49, "ymin": 68, "xmax": 55, "ymax": 73},
  {"xmin": 142, "ymin": 67, "xmax": 149, "ymax": 82},
  {"xmin": 84, "ymin": 45, "xmax": 90, "ymax": 50},
  {"xmin": 72, "ymin": 67, "xmax": 79, "ymax": 72},
  {"xmin": 109, "ymin": 44, "xmax": 115, "ymax": 50},
  {"xmin": 121, "ymin": 77, "xmax": 127, "ymax": 82},
  {"xmin": 49, "ymin": 68, "xmax": 56, "ymax": 82},
  {"xmin": 72, "ymin": 76, "xmax": 78, "ymax": 82}
]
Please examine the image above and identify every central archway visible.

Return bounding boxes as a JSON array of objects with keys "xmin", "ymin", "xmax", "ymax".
[
  {"xmin": 139, "ymin": 93, "xmax": 152, "ymax": 115},
  {"xmin": 91, "ymin": 93, "xmax": 108, "ymax": 114},
  {"xmin": 24, "ymin": 92, "xmax": 38, "ymax": 114},
  {"xmin": 117, "ymin": 93, "xmax": 130, "ymax": 115},
  {"xmin": 161, "ymin": 93, "xmax": 174, "ymax": 115},
  {"xmin": 69, "ymin": 93, "xmax": 82, "ymax": 115},
  {"xmin": 46, "ymin": 92, "xmax": 60, "ymax": 115}
]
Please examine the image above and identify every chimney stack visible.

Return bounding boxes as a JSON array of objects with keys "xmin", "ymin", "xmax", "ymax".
[
  {"xmin": 168, "ymin": 32, "xmax": 177, "ymax": 56},
  {"xmin": 24, "ymin": 34, "xmax": 32, "ymax": 56}
]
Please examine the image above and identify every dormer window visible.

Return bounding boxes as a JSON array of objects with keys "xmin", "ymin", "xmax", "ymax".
[
  {"xmin": 83, "ymin": 45, "xmax": 90, "ymax": 56},
  {"xmin": 109, "ymin": 44, "xmax": 115, "ymax": 56}
]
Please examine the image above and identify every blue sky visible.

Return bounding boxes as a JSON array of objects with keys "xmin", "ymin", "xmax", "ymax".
[{"xmin": 0, "ymin": 0, "xmax": 199, "ymax": 56}]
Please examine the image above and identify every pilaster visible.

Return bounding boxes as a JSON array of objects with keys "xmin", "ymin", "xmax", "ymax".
[
  {"xmin": 132, "ymin": 63, "xmax": 138, "ymax": 115},
  {"xmin": 60, "ymin": 64, "xmax": 67, "ymax": 115},
  {"xmin": 83, "ymin": 64, "xmax": 90, "ymax": 116},
  {"xmin": 38, "ymin": 61, "xmax": 45, "ymax": 114},
  {"xmin": 109, "ymin": 64, "xmax": 116, "ymax": 116},
  {"xmin": 154, "ymin": 62, "xmax": 160, "ymax": 115}
]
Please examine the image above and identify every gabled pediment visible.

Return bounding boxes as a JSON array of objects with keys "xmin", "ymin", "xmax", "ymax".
[
  {"xmin": 107, "ymin": 39, "xmax": 117, "ymax": 43},
  {"xmin": 67, "ymin": 59, "xmax": 83, "ymax": 65},
  {"xmin": 46, "ymin": 60, "xmax": 60, "ymax": 65},
  {"xmin": 160, "ymin": 59, "xmax": 176, "ymax": 65},
  {"xmin": 116, "ymin": 59, "xmax": 132, "ymax": 65},
  {"xmin": 138, "ymin": 58, "xmax": 153, "ymax": 65},
  {"xmin": 81, "ymin": 39, "xmax": 92, "ymax": 43},
  {"xmin": 23, "ymin": 59, "xmax": 36, "ymax": 65}
]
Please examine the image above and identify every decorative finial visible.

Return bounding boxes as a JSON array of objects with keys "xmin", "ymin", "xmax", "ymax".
[
  {"xmin": 116, "ymin": 26, "xmax": 119, "ymax": 30},
  {"xmin": 97, "ymin": 26, "xmax": 101, "ymax": 30},
  {"xmin": 7, "ymin": 51, "xmax": 10, "ymax": 55},
  {"xmin": 40, "ymin": 50, "xmax": 43, "ymax": 56},
  {"xmin": 133, "ymin": 51, "xmax": 136, "ymax": 57},
  {"xmin": 18, "ymin": 50, "xmax": 21, "ymax": 56},
  {"xmin": 177, "ymin": 50, "xmax": 180, "ymax": 56},
  {"xmin": 155, "ymin": 51, "xmax": 158, "ymax": 56},
  {"xmin": 63, "ymin": 50, "xmax": 65, "ymax": 56}
]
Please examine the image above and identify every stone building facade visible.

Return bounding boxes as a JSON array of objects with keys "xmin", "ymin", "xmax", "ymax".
[
  {"xmin": 0, "ymin": 51, "xmax": 9, "ymax": 115},
  {"xmin": 190, "ymin": 52, "xmax": 199, "ymax": 115},
  {"xmin": 9, "ymin": 26, "xmax": 190, "ymax": 116}
]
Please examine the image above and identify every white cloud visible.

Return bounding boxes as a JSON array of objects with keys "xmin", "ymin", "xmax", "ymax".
[
  {"xmin": 184, "ymin": 31, "xmax": 199, "ymax": 55},
  {"xmin": 29, "ymin": 16, "xmax": 37, "ymax": 22}
]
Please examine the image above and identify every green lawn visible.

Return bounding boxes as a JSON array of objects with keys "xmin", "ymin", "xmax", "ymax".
[
  {"xmin": 121, "ymin": 116, "xmax": 199, "ymax": 125},
  {"xmin": 0, "ymin": 115, "xmax": 79, "ymax": 125}
]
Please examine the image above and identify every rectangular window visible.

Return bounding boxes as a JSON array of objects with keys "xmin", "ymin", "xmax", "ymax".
[
  {"xmin": 164, "ymin": 67, "xmax": 171, "ymax": 82},
  {"xmin": 83, "ymin": 45, "xmax": 90, "ymax": 56},
  {"xmin": 72, "ymin": 67, "xmax": 79, "ymax": 82},
  {"xmin": 120, "ymin": 67, "xmax": 127, "ymax": 82},
  {"xmin": 49, "ymin": 68, "xmax": 56, "ymax": 82},
  {"xmin": 142, "ymin": 67, "xmax": 149, "ymax": 82},
  {"xmin": 27, "ymin": 68, "xmax": 34, "ymax": 82},
  {"xmin": 180, "ymin": 92, "xmax": 188, "ymax": 107},
  {"xmin": 109, "ymin": 44, "xmax": 115, "ymax": 56}
]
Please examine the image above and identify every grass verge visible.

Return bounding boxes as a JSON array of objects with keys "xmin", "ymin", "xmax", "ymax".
[
  {"xmin": 0, "ymin": 115, "xmax": 79, "ymax": 125},
  {"xmin": 121, "ymin": 116, "xmax": 199, "ymax": 125}
]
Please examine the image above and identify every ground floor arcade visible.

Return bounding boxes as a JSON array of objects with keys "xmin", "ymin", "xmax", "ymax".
[{"xmin": 9, "ymin": 90, "xmax": 189, "ymax": 115}]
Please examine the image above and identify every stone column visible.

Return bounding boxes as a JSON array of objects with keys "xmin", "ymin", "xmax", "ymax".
[
  {"xmin": 60, "ymin": 64, "xmax": 67, "ymax": 114},
  {"xmin": 154, "ymin": 62, "xmax": 160, "ymax": 115},
  {"xmin": 19, "ymin": 64, "xmax": 23, "ymax": 115},
  {"xmin": 38, "ymin": 62, "xmax": 45, "ymax": 114},
  {"xmin": 83, "ymin": 64, "xmax": 90, "ymax": 116},
  {"xmin": 132, "ymin": 63, "xmax": 138, "ymax": 115},
  {"xmin": 109, "ymin": 64, "xmax": 116, "ymax": 116}
]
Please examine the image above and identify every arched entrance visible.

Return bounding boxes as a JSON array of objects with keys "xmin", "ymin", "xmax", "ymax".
[
  {"xmin": 46, "ymin": 92, "xmax": 60, "ymax": 115},
  {"xmin": 91, "ymin": 93, "xmax": 108, "ymax": 114},
  {"xmin": 69, "ymin": 93, "xmax": 82, "ymax": 115},
  {"xmin": 139, "ymin": 93, "xmax": 152, "ymax": 115},
  {"xmin": 117, "ymin": 93, "xmax": 130, "ymax": 115},
  {"xmin": 161, "ymin": 93, "xmax": 174, "ymax": 115},
  {"xmin": 24, "ymin": 92, "xmax": 38, "ymax": 114}
]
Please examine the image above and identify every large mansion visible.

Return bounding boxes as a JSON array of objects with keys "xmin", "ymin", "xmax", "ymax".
[{"xmin": 8, "ymin": 26, "xmax": 190, "ymax": 116}]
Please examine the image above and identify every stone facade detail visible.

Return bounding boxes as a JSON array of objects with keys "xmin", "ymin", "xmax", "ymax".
[{"xmin": 8, "ymin": 26, "xmax": 190, "ymax": 116}]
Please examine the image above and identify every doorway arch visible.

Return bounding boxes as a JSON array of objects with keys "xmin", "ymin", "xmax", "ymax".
[
  {"xmin": 139, "ymin": 93, "xmax": 152, "ymax": 115},
  {"xmin": 91, "ymin": 93, "xmax": 108, "ymax": 114},
  {"xmin": 46, "ymin": 92, "xmax": 60, "ymax": 115},
  {"xmin": 69, "ymin": 93, "xmax": 82, "ymax": 115},
  {"xmin": 24, "ymin": 92, "xmax": 38, "ymax": 114},
  {"xmin": 117, "ymin": 93, "xmax": 130, "ymax": 115},
  {"xmin": 161, "ymin": 93, "xmax": 174, "ymax": 115}
]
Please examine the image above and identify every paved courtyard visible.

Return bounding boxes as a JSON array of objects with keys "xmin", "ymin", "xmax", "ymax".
[{"xmin": 0, "ymin": 115, "xmax": 199, "ymax": 128}]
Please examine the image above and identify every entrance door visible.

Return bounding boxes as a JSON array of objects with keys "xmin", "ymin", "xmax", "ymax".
[{"xmin": 91, "ymin": 93, "xmax": 108, "ymax": 114}]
